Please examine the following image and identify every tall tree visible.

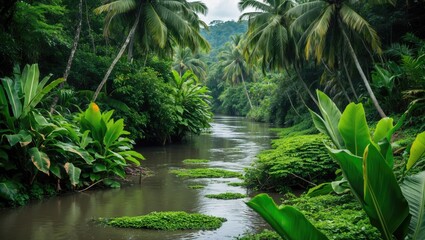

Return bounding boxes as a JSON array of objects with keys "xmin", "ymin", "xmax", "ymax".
[
  {"xmin": 288, "ymin": 0, "xmax": 395, "ymax": 117},
  {"xmin": 92, "ymin": 0, "xmax": 210, "ymax": 101},
  {"xmin": 219, "ymin": 35, "xmax": 253, "ymax": 109},
  {"xmin": 239, "ymin": 0, "xmax": 319, "ymax": 107},
  {"xmin": 173, "ymin": 47, "xmax": 207, "ymax": 81}
]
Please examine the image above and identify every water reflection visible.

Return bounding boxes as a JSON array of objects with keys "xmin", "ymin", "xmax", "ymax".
[{"xmin": 0, "ymin": 116, "xmax": 274, "ymax": 240}]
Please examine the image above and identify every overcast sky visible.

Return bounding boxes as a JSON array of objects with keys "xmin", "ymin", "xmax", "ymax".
[{"xmin": 198, "ymin": 0, "xmax": 246, "ymax": 25}]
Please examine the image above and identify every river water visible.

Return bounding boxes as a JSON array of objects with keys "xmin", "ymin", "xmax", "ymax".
[{"xmin": 0, "ymin": 116, "xmax": 275, "ymax": 240}]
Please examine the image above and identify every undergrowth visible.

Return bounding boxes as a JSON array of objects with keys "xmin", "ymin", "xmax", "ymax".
[{"xmin": 245, "ymin": 133, "xmax": 338, "ymax": 192}]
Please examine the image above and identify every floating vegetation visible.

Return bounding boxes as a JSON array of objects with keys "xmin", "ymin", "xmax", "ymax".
[
  {"xmin": 187, "ymin": 184, "xmax": 206, "ymax": 189},
  {"xmin": 182, "ymin": 159, "xmax": 210, "ymax": 165},
  {"xmin": 228, "ymin": 182, "xmax": 246, "ymax": 187},
  {"xmin": 98, "ymin": 211, "xmax": 226, "ymax": 230},
  {"xmin": 205, "ymin": 192, "xmax": 247, "ymax": 200},
  {"xmin": 170, "ymin": 168, "xmax": 242, "ymax": 179}
]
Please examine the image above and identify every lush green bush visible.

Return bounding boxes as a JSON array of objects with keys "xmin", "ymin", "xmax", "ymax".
[
  {"xmin": 245, "ymin": 132, "xmax": 337, "ymax": 192},
  {"xmin": 99, "ymin": 211, "xmax": 226, "ymax": 230},
  {"xmin": 218, "ymin": 85, "xmax": 250, "ymax": 116}
]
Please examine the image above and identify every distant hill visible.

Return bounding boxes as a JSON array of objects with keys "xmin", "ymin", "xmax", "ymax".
[{"xmin": 201, "ymin": 20, "xmax": 248, "ymax": 63}]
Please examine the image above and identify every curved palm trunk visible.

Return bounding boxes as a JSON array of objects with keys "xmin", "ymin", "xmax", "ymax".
[
  {"xmin": 93, "ymin": 5, "xmax": 142, "ymax": 102},
  {"xmin": 294, "ymin": 66, "xmax": 319, "ymax": 107},
  {"xmin": 50, "ymin": 0, "xmax": 83, "ymax": 113},
  {"xmin": 286, "ymin": 91, "xmax": 301, "ymax": 117},
  {"xmin": 241, "ymin": 74, "xmax": 253, "ymax": 109},
  {"xmin": 341, "ymin": 29, "xmax": 386, "ymax": 118},
  {"xmin": 343, "ymin": 56, "xmax": 359, "ymax": 101}
]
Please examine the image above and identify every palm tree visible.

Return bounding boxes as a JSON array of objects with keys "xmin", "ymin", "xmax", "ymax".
[
  {"xmin": 288, "ymin": 0, "xmax": 395, "ymax": 117},
  {"xmin": 92, "ymin": 0, "xmax": 210, "ymax": 101},
  {"xmin": 173, "ymin": 47, "xmax": 207, "ymax": 81},
  {"xmin": 239, "ymin": 0, "xmax": 319, "ymax": 107},
  {"xmin": 219, "ymin": 35, "xmax": 253, "ymax": 109}
]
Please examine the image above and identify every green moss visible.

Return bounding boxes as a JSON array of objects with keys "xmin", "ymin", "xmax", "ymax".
[
  {"xmin": 245, "ymin": 133, "xmax": 338, "ymax": 192},
  {"xmin": 228, "ymin": 182, "xmax": 246, "ymax": 187},
  {"xmin": 170, "ymin": 168, "xmax": 242, "ymax": 179},
  {"xmin": 205, "ymin": 192, "xmax": 246, "ymax": 200},
  {"xmin": 182, "ymin": 159, "xmax": 210, "ymax": 165},
  {"xmin": 98, "ymin": 211, "xmax": 226, "ymax": 230},
  {"xmin": 187, "ymin": 184, "xmax": 206, "ymax": 189}
]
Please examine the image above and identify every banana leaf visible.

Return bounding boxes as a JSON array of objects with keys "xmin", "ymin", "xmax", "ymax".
[
  {"xmin": 406, "ymin": 132, "xmax": 425, "ymax": 171},
  {"xmin": 338, "ymin": 103, "xmax": 371, "ymax": 156},
  {"xmin": 246, "ymin": 193, "xmax": 328, "ymax": 240},
  {"xmin": 64, "ymin": 162, "xmax": 81, "ymax": 187},
  {"xmin": 363, "ymin": 143, "xmax": 410, "ymax": 240},
  {"xmin": 29, "ymin": 147, "xmax": 50, "ymax": 175},
  {"xmin": 400, "ymin": 171, "xmax": 425, "ymax": 240}
]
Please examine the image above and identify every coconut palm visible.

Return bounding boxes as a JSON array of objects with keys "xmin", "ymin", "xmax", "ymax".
[
  {"xmin": 288, "ymin": 0, "xmax": 396, "ymax": 117},
  {"xmin": 173, "ymin": 47, "xmax": 207, "ymax": 81},
  {"xmin": 239, "ymin": 0, "xmax": 319, "ymax": 107},
  {"xmin": 92, "ymin": 0, "xmax": 210, "ymax": 101},
  {"xmin": 219, "ymin": 35, "xmax": 253, "ymax": 109}
]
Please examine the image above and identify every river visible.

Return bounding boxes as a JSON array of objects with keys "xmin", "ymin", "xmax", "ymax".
[{"xmin": 0, "ymin": 116, "xmax": 275, "ymax": 240}]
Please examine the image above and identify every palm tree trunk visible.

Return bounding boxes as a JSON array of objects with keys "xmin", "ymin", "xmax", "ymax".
[
  {"xmin": 294, "ymin": 66, "xmax": 319, "ymax": 107},
  {"xmin": 50, "ymin": 0, "xmax": 82, "ymax": 113},
  {"xmin": 241, "ymin": 74, "xmax": 253, "ymax": 109},
  {"xmin": 343, "ymin": 56, "xmax": 359, "ymax": 101},
  {"xmin": 341, "ymin": 28, "xmax": 386, "ymax": 118},
  {"xmin": 286, "ymin": 91, "xmax": 301, "ymax": 117},
  {"xmin": 321, "ymin": 59, "xmax": 351, "ymax": 102},
  {"xmin": 85, "ymin": 0, "xmax": 96, "ymax": 53},
  {"xmin": 93, "ymin": 5, "xmax": 142, "ymax": 102}
]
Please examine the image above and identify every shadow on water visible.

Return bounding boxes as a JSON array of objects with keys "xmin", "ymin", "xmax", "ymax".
[{"xmin": 0, "ymin": 116, "xmax": 277, "ymax": 240}]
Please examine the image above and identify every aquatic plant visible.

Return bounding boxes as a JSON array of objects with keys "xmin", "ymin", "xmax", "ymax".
[
  {"xmin": 98, "ymin": 211, "xmax": 226, "ymax": 230},
  {"xmin": 205, "ymin": 192, "xmax": 246, "ymax": 200},
  {"xmin": 170, "ymin": 168, "xmax": 242, "ymax": 179},
  {"xmin": 182, "ymin": 159, "xmax": 210, "ymax": 165}
]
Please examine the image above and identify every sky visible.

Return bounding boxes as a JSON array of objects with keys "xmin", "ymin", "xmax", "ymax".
[{"xmin": 198, "ymin": 0, "xmax": 246, "ymax": 25}]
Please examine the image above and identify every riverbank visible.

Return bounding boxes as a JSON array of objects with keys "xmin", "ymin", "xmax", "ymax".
[{"xmin": 239, "ymin": 114, "xmax": 422, "ymax": 239}]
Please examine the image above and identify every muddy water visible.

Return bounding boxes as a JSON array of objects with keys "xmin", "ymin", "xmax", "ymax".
[{"xmin": 0, "ymin": 116, "xmax": 275, "ymax": 240}]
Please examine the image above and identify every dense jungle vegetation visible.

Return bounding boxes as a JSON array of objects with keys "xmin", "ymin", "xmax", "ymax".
[{"xmin": 1, "ymin": 0, "xmax": 425, "ymax": 239}]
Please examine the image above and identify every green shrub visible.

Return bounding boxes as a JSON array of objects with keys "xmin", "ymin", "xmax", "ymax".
[
  {"xmin": 245, "ymin": 134, "xmax": 337, "ymax": 192},
  {"xmin": 99, "ymin": 211, "xmax": 226, "ymax": 230},
  {"xmin": 205, "ymin": 192, "xmax": 246, "ymax": 199},
  {"xmin": 236, "ymin": 229, "xmax": 281, "ymax": 240}
]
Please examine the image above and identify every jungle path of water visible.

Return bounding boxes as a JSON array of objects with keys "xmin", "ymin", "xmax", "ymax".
[{"xmin": 0, "ymin": 116, "xmax": 276, "ymax": 240}]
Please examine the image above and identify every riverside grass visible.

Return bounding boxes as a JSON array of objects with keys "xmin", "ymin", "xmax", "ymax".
[{"xmin": 98, "ymin": 211, "xmax": 226, "ymax": 230}]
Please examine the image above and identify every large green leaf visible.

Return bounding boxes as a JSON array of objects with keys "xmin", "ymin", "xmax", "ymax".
[
  {"xmin": 53, "ymin": 142, "xmax": 94, "ymax": 164},
  {"xmin": 84, "ymin": 102, "xmax": 102, "ymax": 130},
  {"xmin": 1, "ymin": 77, "xmax": 22, "ymax": 118},
  {"xmin": 338, "ymin": 103, "xmax": 371, "ymax": 156},
  {"xmin": 6, "ymin": 130, "xmax": 32, "ymax": 147},
  {"xmin": 29, "ymin": 147, "xmax": 50, "ymax": 175},
  {"xmin": 64, "ymin": 162, "xmax": 81, "ymax": 187},
  {"xmin": 246, "ymin": 193, "xmax": 329, "ymax": 240},
  {"xmin": 22, "ymin": 64, "xmax": 39, "ymax": 109},
  {"xmin": 27, "ymin": 78, "xmax": 64, "ymax": 111},
  {"xmin": 400, "ymin": 171, "xmax": 425, "ymax": 240},
  {"xmin": 315, "ymin": 90, "xmax": 343, "ymax": 148},
  {"xmin": 406, "ymin": 132, "xmax": 425, "ymax": 171},
  {"xmin": 373, "ymin": 118, "xmax": 393, "ymax": 142},
  {"xmin": 327, "ymin": 148, "xmax": 364, "ymax": 201},
  {"xmin": 363, "ymin": 143, "xmax": 410, "ymax": 240},
  {"xmin": 0, "ymin": 180, "xmax": 19, "ymax": 201},
  {"xmin": 104, "ymin": 119, "xmax": 124, "ymax": 149}
]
